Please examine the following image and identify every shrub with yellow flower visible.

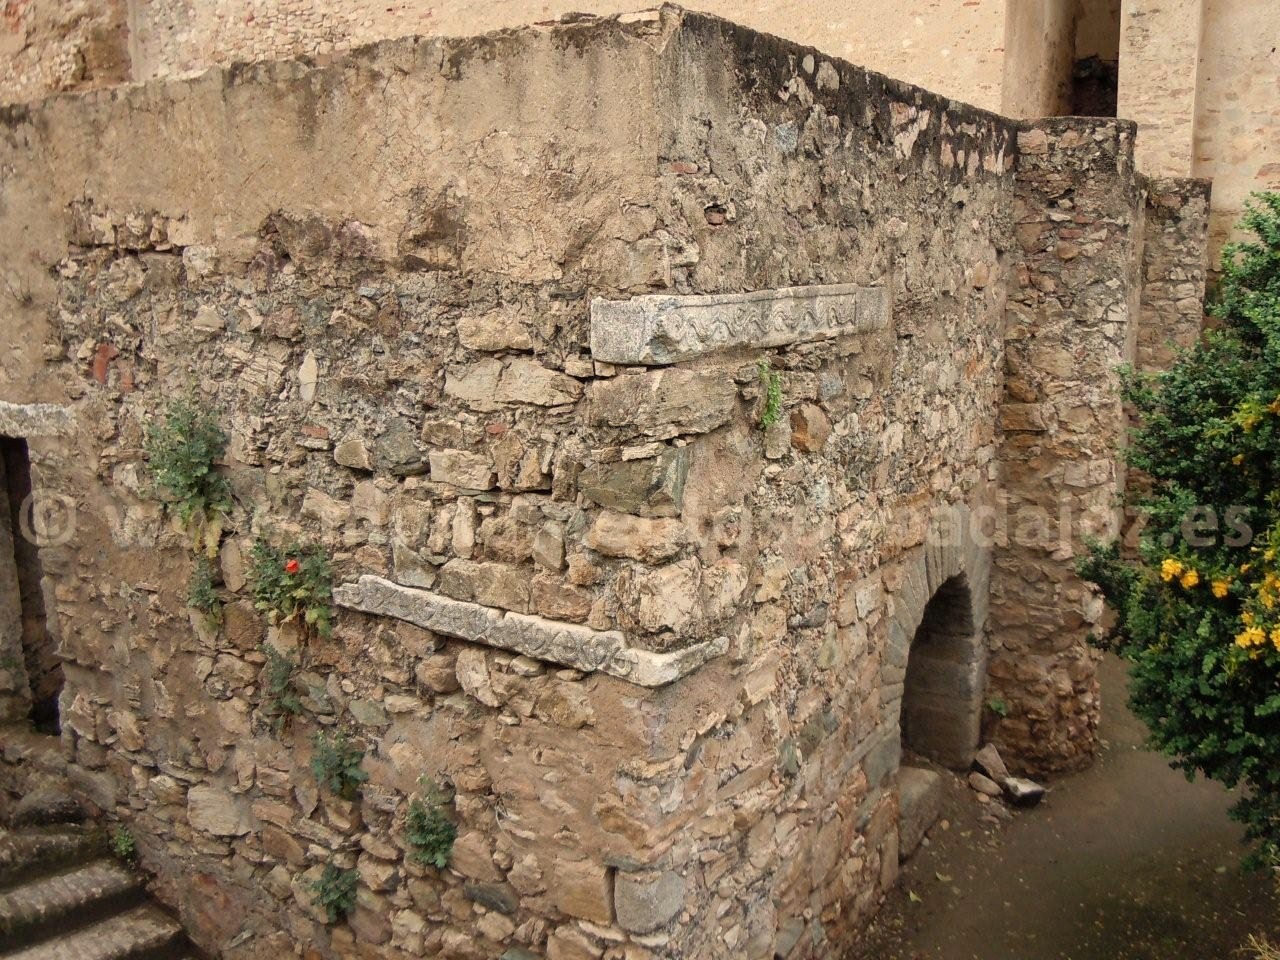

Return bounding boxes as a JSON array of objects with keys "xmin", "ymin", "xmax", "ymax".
[{"xmin": 1078, "ymin": 193, "xmax": 1280, "ymax": 872}]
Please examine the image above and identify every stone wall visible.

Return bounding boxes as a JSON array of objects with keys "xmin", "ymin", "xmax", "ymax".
[
  {"xmin": 3, "ymin": 0, "xmax": 1272, "ymax": 261},
  {"xmin": 986, "ymin": 118, "xmax": 1144, "ymax": 775},
  {"xmin": 0, "ymin": 7, "xmax": 1187, "ymax": 960},
  {"xmin": 0, "ymin": 10, "xmax": 1022, "ymax": 958}
]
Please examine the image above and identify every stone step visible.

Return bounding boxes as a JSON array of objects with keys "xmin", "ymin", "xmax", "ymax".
[
  {"xmin": 0, "ymin": 829, "xmax": 101, "ymax": 890},
  {"xmin": 0, "ymin": 859, "xmax": 142, "ymax": 947},
  {"xmin": 0, "ymin": 903, "xmax": 183, "ymax": 960}
]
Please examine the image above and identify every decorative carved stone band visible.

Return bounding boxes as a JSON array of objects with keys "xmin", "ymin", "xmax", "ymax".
[
  {"xmin": 334, "ymin": 575, "xmax": 728, "ymax": 687},
  {"xmin": 0, "ymin": 401, "xmax": 73, "ymax": 437},
  {"xmin": 589, "ymin": 283, "xmax": 890, "ymax": 366}
]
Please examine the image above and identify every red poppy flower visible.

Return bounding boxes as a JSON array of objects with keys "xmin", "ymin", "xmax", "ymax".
[{"xmin": 285, "ymin": 558, "xmax": 301, "ymax": 575}]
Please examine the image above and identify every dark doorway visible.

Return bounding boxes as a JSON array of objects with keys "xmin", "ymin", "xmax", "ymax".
[
  {"xmin": 0, "ymin": 437, "xmax": 60, "ymax": 733},
  {"xmin": 901, "ymin": 574, "xmax": 983, "ymax": 769},
  {"xmin": 1071, "ymin": 0, "xmax": 1121, "ymax": 117}
]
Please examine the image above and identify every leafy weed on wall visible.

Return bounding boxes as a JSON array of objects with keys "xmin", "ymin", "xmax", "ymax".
[{"xmin": 247, "ymin": 538, "xmax": 334, "ymax": 639}]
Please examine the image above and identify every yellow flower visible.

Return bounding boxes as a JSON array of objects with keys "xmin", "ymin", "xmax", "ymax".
[
  {"xmin": 1233, "ymin": 454, "xmax": 1246, "ymax": 465},
  {"xmin": 1271, "ymin": 628, "xmax": 1280, "ymax": 652},
  {"xmin": 1243, "ymin": 413, "xmax": 1263, "ymax": 432},
  {"xmin": 1212, "ymin": 579, "xmax": 1231, "ymax": 598},
  {"xmin": 1243, "ymin": 611, "xmax": 1256, "ymax": 626},
  {"xmin": 1242, "ymin": 563, "xmax": 1253, "ymax": 574},
  {"xmin": 1161, "ymin": 558, "xmax": 1184, "ymax": 582},
  {"xmin": 1180, "ymin": 569, "xmax": 1200, "ymax": 589},
  {"xmin": 1236, "ymin": 627, "xmax": 1266, "ymax": 649}
]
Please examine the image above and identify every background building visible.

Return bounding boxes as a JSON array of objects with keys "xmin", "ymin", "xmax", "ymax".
[{"xmin": 3, "ymin": 0, "xmax": 1273, "ymax": 261}]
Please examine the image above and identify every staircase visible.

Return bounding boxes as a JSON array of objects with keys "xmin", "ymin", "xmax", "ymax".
[{"xmin": 0, "ymin": 825, "xmax": 200, "ymax": 959}]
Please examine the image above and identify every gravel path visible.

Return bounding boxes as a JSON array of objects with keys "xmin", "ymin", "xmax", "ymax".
[{"xmin": 853, "ymin": 655, "xmax": 1280, "ymax": 960}]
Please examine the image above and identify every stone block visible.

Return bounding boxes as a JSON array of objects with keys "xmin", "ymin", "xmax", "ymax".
[
  {"xmin": 587, "ymin": 368, "xmax": 739, "ymax": 440},
  {"xmin": 584, "ymin": 511, "xmax": 687, "ymax": 563},
  {"xmin": 333, "ymin": 575, "xmax": 727, "ymax": 686},
  {"xmin": 188, "ymin": 785, "xmax": 254, "ymax": 837},
  {"xmin": 429, "ymin": 450, "xmax": 495, "ymax": 490},
  {"xmin": 613, "ymin": 869, "xmax": 685, "ymax": 933},
  {"xmin": 897, "ymin": 766, "xmax": 942, "ymax": 859},
  {"xmin": 494, "ymin": 359, "xmax": 582, "ymax": 407},
  {"xmin": 590, "ymin": 284, "xmax": 888, "ymax": 365},
  {"xmin": 551, "ymin": 859, "xmax": 613, "ymax": 924},
  {"xmin": 579, "ymin": 447, "xmax": 689, "ymax": 515}
]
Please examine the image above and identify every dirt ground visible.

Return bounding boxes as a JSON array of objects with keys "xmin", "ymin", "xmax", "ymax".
[{"xmin": 853, "ymin": 655, "xmax": 1280, "ymax": 960}]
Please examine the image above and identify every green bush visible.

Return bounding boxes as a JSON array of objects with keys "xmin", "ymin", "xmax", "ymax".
[
  {"xmin": 310, "ymin": 730, "xmax": 368, "ymax": 800},
  {"xmin": 310, "ymin": 862, "xmax": 358, "ymax": 923},
  {"xmin": 144, "ymin": 394, "xmax": 231, "ymax": 554},
  {"xmin": 1081, "ymin": 193, "xmax": 1280, "ymax": 870},
  {"xmin": 405, "ymin": 781, "xmax": 457, "ymax": 868},
  {"xmin": 247, "ymin": 538, "xmax": 333, "ymax": 638}
]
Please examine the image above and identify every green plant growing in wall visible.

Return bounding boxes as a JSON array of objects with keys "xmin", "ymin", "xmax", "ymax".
[
  {"xmin": 186, "ymin": 554, "xmax": 221, "ymax": 623},
  {"xmin": 758, "ymin": 359, "xmax": 784, "ymax": 429},
  {"xmin": 247, "ymin": 538, "xmax": 333, "ymax": 639},
  {"xmin": 144, "ymin": 393, "xmax": 231, "ymax": 556},
  {"xmin": 311, "ymin": 730, "xmax": 368, "ymax": 800},
  {"xmin": 405, "ymin": 779, "xmax": 457, "ymax": 869},
  {"xmin": 310, "ymin": 862, "xmax": 358, "ymax": 923},
  {"xmin": 262, "ymin": 643, "xmax": 304, "ymax": 731},
  {"xmin": 109, "ymin": 825, "xmax": 137, "ymax": 863}
]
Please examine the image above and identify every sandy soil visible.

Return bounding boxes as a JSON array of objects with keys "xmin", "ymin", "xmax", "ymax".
[{"xmin": 852, "ymin": 655, "xmax": 1280, "ymax": 960}]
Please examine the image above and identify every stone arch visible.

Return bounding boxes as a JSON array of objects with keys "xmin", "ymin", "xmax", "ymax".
[{"xmin": 882, "ymin": 504, "xmax": 991, "ymax": 771}]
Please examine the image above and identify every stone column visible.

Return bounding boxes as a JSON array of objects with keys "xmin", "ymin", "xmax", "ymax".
[
  {"xmin": 1117, "ymin": 0, "xmax": 1205, "ymax": 177},
  {"xmin": 988, "ymin": 118, "xmax": 1144, "ymax": 776},
  {"xmin": 1135, "ymin": 176, "xmax": 1211, "ymax": 372}
]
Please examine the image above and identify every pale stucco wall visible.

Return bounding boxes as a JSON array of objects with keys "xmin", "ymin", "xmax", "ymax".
[
  {"xmin": 130, "ymin": 0, "xmax": 1012, "ymax": 110},
  {"xmin": 1000, "ymin": 0, "xmax": 1077, "ymax": 118},
  {"xmin": 1193, "ymin": 0, "xmax": 1280, "ymax": 262},
  {"xmin": 1117, "ymin": 0, "xmax": 1203, "ymax": 177},
  {"xmin": 2, "ymin": 0, "xmax": 1019, "ymax": 113}
]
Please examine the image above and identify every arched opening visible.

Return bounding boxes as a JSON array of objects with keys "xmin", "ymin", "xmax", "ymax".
[{"xmin": 901, "ymin": 574, "xmax": 983, "ymax": 769}]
